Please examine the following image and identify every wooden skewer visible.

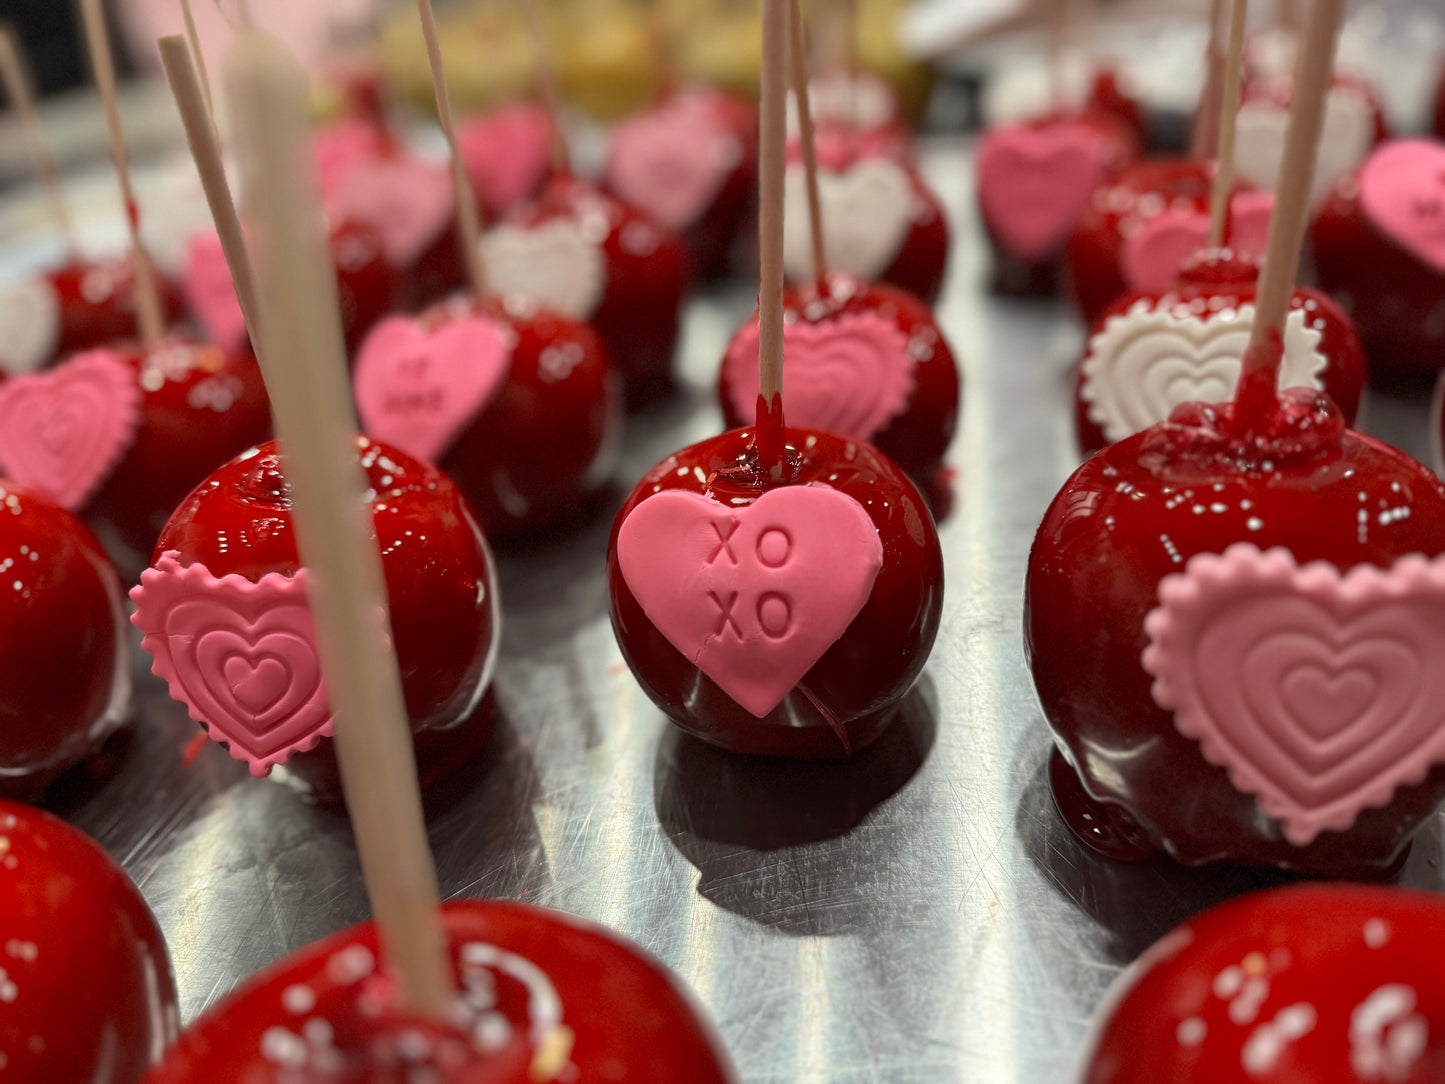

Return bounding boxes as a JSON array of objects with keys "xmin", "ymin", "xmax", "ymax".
[
  {"xmin": 418, "ymin": 0, "xmax": 488, "ymax": 302},
  {"xmin": 1190, "ymin": 0, "xmax": 1225, "ymax": 160},
  {"xmin": 758, "ymin": 0, "xmax": 787, "ymax": 421},
  {"xmin": 222, "ymin": 27, "xmax": 454, "ymax": 1021},
  {"xmin": 179, "ymin": 0, "xmax": 216, "ymax": 132},
  {"xmin": 644, "ymin": 0, "xmax": 678, "ymax": 101},
  {"xmin": 1207, "ymin": 0, "xmax": 1248, "ymax": 249},
  {"xmin": 78, "ymin": 0, "xmax": 165, "ymax": 347},
  {"xmin": 521, "ymin": 0, "xmax": 571, "ymax": 176},
  {"xmin": 787, "ymin": 0, "xmax": 828, "ymax": 285},
  {"xmin": 0, "ymin": 24, "xmax": 76, "ymax": 251}
]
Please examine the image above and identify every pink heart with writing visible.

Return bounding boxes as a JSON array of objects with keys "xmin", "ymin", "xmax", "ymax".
[
  {"xmin": 1358, "ymin": 139, "xmax": 1445, "ymax": 275},
  {"xmin": 353, "ymin": 314, "xmax": 511, "ymax": 463},
  {"xmin": 183, "ymin": 230, "xmax": 249, "ymax": 351},
  {"xmin": 1121, "ymin": 191, "xmax": 1275, "ymax": 291},
  {"xmin": 976, "ymin": 121, "xmax": 1111, "ymax": 260},
  {"xmin": 1142, "ymin": 543, "xmax": 1445, "ymax": 846},
  {"xmin": 617, "ymin": 485, "xmax": 883, "ymax": 717},
  {"xmin": 457, "ymin": 103, "xmax": 552, "ymax": 218},
  {"xmin": 130, "ymin": 553, "xmax": 333, "ymax": 776},
  {"xmin": 0, "ymin": 350, "xmax": 142, "ymax": 509},
  {"xmin": 328, "ymin": 155, "xmax": 455, "ymax": 269},
  {"xmin": 606, "ymin": 94, "xmax": 740, "ymax": 231},
  {"xmin": 721, "ymin": 312, "xmax": 914, "ymax": 441}
]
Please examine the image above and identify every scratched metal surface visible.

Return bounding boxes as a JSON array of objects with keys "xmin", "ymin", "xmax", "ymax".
[{"xmin": 8, "ymin": 130, "xmax": 1443, "ymax": 1083}]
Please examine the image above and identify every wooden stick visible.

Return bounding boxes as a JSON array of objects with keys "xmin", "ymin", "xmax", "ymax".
[
  {"xmin": 521, "ymin": 0, "xmax": 571, "ymax": 176},
  {"xmin": 1207, "ymin": 0, "xmax": 1247, "ymax": 248},
  {"xmin": 0, "ymin": 24, "xmax": 76, "ymax": 251},
  {"xmin": 179, "ymin": 0, "xmax": 216, "ymax": 130},
  {"xmin": 418, "ymin": 0, "xmax": 488, "ymax": 302},
  {"xmin": 787, "ymin": 0, "xmax": 827, "ymax": 285},
  {"xmin": 79, "ymin": 0, "xmax": 165, "ymax": 347},
  {"xmin": 222, "ymin": 28, "xmax": 454, "ymax": 1021},
  {"xmin": 1190, "ymin": 0, "xmax": 1224, "ymax": 159},
  {"xmin": 758, "ymin": 0, "xmax": 786, "ymax": 413},
  {"xmin": 644, "ymin": 0, "xmax": 678, "ymax": 100},
  {"xmin": 158, "ymin": 35, "xmax": 262, "ymax": 347}
]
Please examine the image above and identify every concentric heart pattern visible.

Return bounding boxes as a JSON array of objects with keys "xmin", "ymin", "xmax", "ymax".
[
  {"xmin": 0, "ymin": 276, "xmax": 61, "ymax": 375},
  {"xmin": 327, "ymin": 156, "xmax": 455, "ymax": 269},
  {"xmin": 1081, "ymin": 300, "xmax": 1327, "ymax": 443},
  {"xmin": 1119, "ymin": 191, "xmax": 1275, "ymax": 291},
  {"xmin": 607, "ymin": 94, "xmax": 742, "ymax": 231},
  {"xmin": 1142, "ymin": 543, "xmax": 1445, "ymax": 846},
  {"xmin": 130, "ymin": 553, "xmax": 333, "ymax": 776},
  {"xmin": 783, "ymin": 158, "xmax": 914, "ymax": 282},
  {"xmin": 481, "ymin": 218, "xmax": 607, "ymax": 322},
  {"xmin": 722, "ymin": 311, "xmax": 914, "ymax": 441},
  {"xmin": 975, "ymin": 121, "xmax": 1110, "ymax": 261},
  {"xmin": 1358, "ymin": 139, "xmax": 1445, "ymax": 275},
  {"xmin": 0, "ymin": 349, "xmax": 142, "ymax": 509},
  {"xmin": 616, "ymin": 485, "xmax": 883, "ymax": 717}
]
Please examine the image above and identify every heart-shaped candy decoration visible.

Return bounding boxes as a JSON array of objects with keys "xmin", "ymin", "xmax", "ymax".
[
  {"xmin": 481, "ymin": 218, "xmax": 607, "ymax": 321},
  {"xmin": 976, "ymin": 121, "xmax": 1111, "ymax": 261},
  {"xmin": 183, "ymin": 231, "xmax": 249, "ymax": 351},
  {"xmin": 606, "ymin": 95, "xmax": 741, "ymax": 232},
  {"xmin": 617, "ymin": 485, "xmax": 883, "ymax": 718},
  {"xmin": 1082, "ymin": 301, "xmax": 1327, "ymax": 442},
  {"xmin": 0, "ymin": 276, "xmax": 61, "ymax": 375},
  {"xmin": 1120, "ymin": 191, "xmax": 1275, "ymax": 291},
  {"xmin": 783, "ymin": 158, "xmax": 915, "ymax": 282},
  {"xmin": 1358, "ymin": 139, "xmax": 1445, "ymax": 275},
  {"xmin": 130, "ymin": 553, "xmax": 332, "ymax": 776},
  {"xmin": 457, "ymin": 104, "xmax": 552, "ymax": 217},
  {"xmin": 1234, "ymin": 86, "xmax": 1376, "ymax": 209},
  {"xmin": 353, "ymin": 313, "xmax": 511, "ymax": 463},
  {"xmin": 721, "ymin": 312, "xmax": 914, "ymax": 441},
  {"xmin": 0, "ymin": 350, "xmax": 142, "ymax": 509},
  {"xmin": 327, "ymin": 156, "xmax": 455, "ymax": 269},
  {"xmin": 313, "ymin": 117, "xmax": 393, "ymax": 202},
  {"xmin": 1142, "ymin": 543, "xmax": 1445, "ymax": 846}
]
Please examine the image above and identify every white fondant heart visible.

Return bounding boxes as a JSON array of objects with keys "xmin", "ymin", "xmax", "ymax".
[
  {"xmin": 480, "ymin": 218, "xmax": 607, "ymax": 321},
  {"xmin": 1234, "ymin": 86, "xmax": 1376, "ymax": 208},
  {"xmin": 0, "ymin": 277, "xmax": 61, "ymax": 375},
  {"xmin": 783, "ymin": 158, "xmax": 914, "ymax": 282}
]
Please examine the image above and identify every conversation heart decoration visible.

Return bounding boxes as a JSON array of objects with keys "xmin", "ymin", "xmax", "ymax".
[
  {"xmin": 130, "ymin": 553, "xmax": 333, "ymax": 776},
  {"xmin": 353, "ymin": 313, "xmax": 512, "ymax": 464},
  {"xmin": 616, "ymin": 485, "xmax": 883, "ymax": 717},
  {"xmin": 183, "ymin": 231, "xmax": 249, "ymax": 351},
  {"xmin": 1357, "ymin": 139, "xmax": 1445, "ymax": 275},
  {"xmin": 1142, "ymin": 543, "xmax": 1445, "ymax": 846},
  {"xmin": 456, "ymin": 103, "xmax": 552, "ymax": 217},
  {"xmin": 481, "ymin": 218, "xmax": 607, "ymax": 321},
  {"xmin": 1082, "ymin": 301, "xmax": 1327, "ymax": 443},
  {"xmin": 1234, "ymin": 86, "xmax": 1376, "ymax": 209},
  {"xmin": 782, "ymin": 158, "xmax": 914, "ymax": 281},
  {"xmin": 975, "ymin": 122, "xmax": 1111, "ymax": 261},
  {"xmin": 606, "ymin": 95, "xmax": 741, "ymax": 232},
  {"xmin": 0, "ymin": 276, "xmax": 61, "ymax": 375},
  {"xmin": 327, "ymin": 156, "xmax": 455, "ymax": 269},
  {"xmin": 1120, "ymin": 191, "xmax": 1275, "ymax": 291},
  {"xmin": 721, "ymin": 312, "xmax": 914, "ymax": 441},
  {"xmin": 0, "ymin": 349, "xmax": 142, "ymax": 509}
]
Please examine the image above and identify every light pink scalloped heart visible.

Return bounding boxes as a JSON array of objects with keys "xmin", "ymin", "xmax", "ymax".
[
  {"xmin": 606, "ymin": 94, "xmax": 740, "ymax": 231},
  {"xmin": 616, "ymin": 485, "xmax": 883, "ymax": 717},
  {"xmin": 1121, "ymin": 191, "xmax": 1275, "ymax": 290},
  {"xmin": 313, "ymin": 117, "xmax": 392, "ymax": 201},
  {"xmin": 183, "ymin": 231, "xmax": 249, "ymax": 351},
  {"xmin": 0, "ymin": 350, "xmax": 142, "ymax": 509},
  {"xmin": 721, "ymin": 312, "xmax": 914, "ymax": 441},
  {"xmin": 130, "ymin": 553, "xmax": 332, "ymax": 776},
  {"xmin": 1358, "ymin": 139, "xmax": 1445, "ymax": 275},
  {"xmin": 1142, "ymin": 543, "xmax": 1445, "ymax": 846},
  {"xmin": 457, "ymin": 103, "xmax": 553, "ymax": 218},
  {"xmin": 976, "ymin": 121, "xmax": 1111, "ymax": 260},
  {"xmin": 353, "ymin": 313, "xmax": 510, "ymax": 463},
  {"xmin": 328, "ymin": 155, "xmax": 455, "ymax": 269}
]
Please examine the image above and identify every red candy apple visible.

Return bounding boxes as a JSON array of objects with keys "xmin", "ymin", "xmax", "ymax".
[
  {"xmin": 717, "ymin": 271, "xmax": 959, "ymax": 489},
  {"xmin": 0, "ymin": 479, "xmax": 130, "ymax": 800},
  {"xmin": 1027, "ymin": 387, "xmax": 1445, "ymax": 874},
  {"xmin": 1082, "ymin": 884, "xmax": 1445, "ymax": 1083},
  {"xmin": 1074, "ymin": 250, "xmax": 1366, "ymax": 453},
  {"xmin": 0, "ymin": 799, "xmax": 178, "ymax": 1083},
  {"xmin": 353, "ymin": 293, "xmax": 621, "ymax": 541},
  {"xmin": 482, "ymin": 174, "xmax": 690, "ymax": 408},
  {"xmin": 145, "ymin": 899, "xmax": 734, "ymax": 1083},
  {"xmin": 607, "ymin": 420, "xmax": 943, "ymax": 758},
  {"xmin": 1086, "ymin": 67, "xmax": 1149, "ymax": 151},
  {"xmin": 131, "ymin": 437, "xmax": 497, "ymax": 798},
  {"xmin": 456, "ymin": 101, "xmax": 554, "ymax": 222}
]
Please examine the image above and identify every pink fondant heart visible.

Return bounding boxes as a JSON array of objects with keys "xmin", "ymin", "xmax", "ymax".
[
  {"xmin": 183, "ymin": 230, "xmax": 249, "ymax": 351},
  {"xmin": 313, "ymin": 117, "xmax": 393, "ymax": 202},
  {"xmin": 616, "ymin": 485, "xmax": 883, "ymax": 717},
  {"xmin": 353, "ymin": 314, "xmax": 511, "ymax": 464},
  {"xmin": 457, "ymin": 103, "xmax": 553, "ymax": 218},
  {"xmin": 130, "ymin": 553, "xmax": 333, "ymax": 776},
  {"xmin": 1121, "ymin": 191, "xmax": 1275, "ymax": 291},
  {"xmin": 605, "ymin": 94, "xmax": 740, "ymax": 231},
  {"xmin": 1142, "ymin": 543, "xmax": 1445, "ymax": 846},
  {"xmin": 1358, "ymin": 139, "xmax": 1445, "ymax": 275},
  {"xmin": 976, "ymin": 121, "xmax": 1111, "ymax": 260},
  {"xmin": 327, "ymin": 155, "xmax": 455, "ymax": 269},
  {"xmin": 721, "ymin": 312, "xmax": 914, "ymax": 441},
  {"xmin": 0, "ymin": 350, "xmax": 142, "ymax": 510}
]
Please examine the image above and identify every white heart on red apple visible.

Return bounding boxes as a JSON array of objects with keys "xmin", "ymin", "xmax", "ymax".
[
  {"xmin": 1357, "ymin": 139, "xmax": 1445, "ymax": 275},
  {"xmin": 327, "ymin": 156, "xmax": 455, "ymax": 269},
  {"xmin": 480, "ymin": 218, "xmax": 606, "ymax": 321},
  {"xmin": 0, "ymin": 276, "xmax": 61, "ymax": 376},
  {"xmin": 606, "ymin": 95, "xmax": 740, "ymax": 232},
  {"xmin": 1234, "ymin": 86, "xmax": 1375, "ymax": 208},
  {"xmin": 783, "ymin": 158, "xmax": 914, "ymax": 281}
]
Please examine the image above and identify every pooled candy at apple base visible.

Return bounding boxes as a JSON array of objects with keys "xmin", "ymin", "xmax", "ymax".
[
  {"xmin": 1026, "ymin": 384, "xmax": 1445, "ymax": 876},
  {"xmin": 129, "ymin": 437, "xmax": 499, "ymax": 800}
]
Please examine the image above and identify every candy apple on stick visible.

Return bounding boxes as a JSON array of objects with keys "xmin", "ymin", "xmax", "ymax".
[{"xmin": 1027, "ymin": 0, "xmax": 1445, "ymax": 877}]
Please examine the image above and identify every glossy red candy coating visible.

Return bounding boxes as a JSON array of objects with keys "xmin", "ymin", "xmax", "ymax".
[
  {"xmin": 48, "ymin": 256, "xmax": 184, "ymax": 360},
  {"xmin": 0, "ymin": 480, "xmax": 129, "ymax": 800},
  {"xmin": 1026, "ymin": 392, "xmax": 1445, "ymax": 873},
  {"xmin": 501, "ymin": 175, "xmax": 690, "ymax": 409},
  {"xmin": 145, "ymin": 899, "xmax": 736, "ymax": 1083},
  {"xmin": 717, "ymin": 272, "xmax": 959, "ymax": 485},
  {"xmin": 0, "ymin": 799, "xmax": 177, "ymax": 1083},
  {"xmin": 1073, "ymin": 252, "xmax": 1367, "ymax": 453},
  {"xmin": 329, "ymin": 219, "xmax": 399, "ymax": 356},
  {"xmin": 1086, "ymin": 67, "xmax": 1149, "ymax": 150},
  {"xmin": 1082, "ymin": 884, "xmax": 1445, "ymax": 1083},
  {"xmin": 152, "ymin": 437, "xmax": 497, "ymax": 796},
  {"xmin": 1435, "ymin": 60, "xmax": 1445, "ymax": 139},
  {"xmin": 608, "ymin": 425, "xmax": 943, "ymax": 757}
]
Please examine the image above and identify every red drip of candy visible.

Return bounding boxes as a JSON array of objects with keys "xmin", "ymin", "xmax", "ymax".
[{"xmin": 754, "ymin": 391, "xmax": 786, "ymax": 474}]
